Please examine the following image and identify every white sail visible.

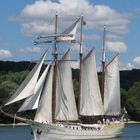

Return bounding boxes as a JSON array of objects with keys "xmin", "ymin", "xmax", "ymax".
[
  {"xmin": 80, "ymin": 49, "xmax": 104, "ymax": 116},
  {"xmin": 104, "ymin": 54, "xmax": 120, "ymax": 115},
  {"xmin": 5, "ymin": 50, "xmax": 48, "ymax": 106},
  {"xmin": 55, "ymin": 50, "xmax": 78, "ymax": 121},
  {"xmin": 58, "ymin": 18, "xmax": 80, "ymax": 41},
  {"xmin": 18, "ymin": 63, "xmax": 51, "ymax": 112},
  {"xmin": 34, "ymin": 65, "xmax": 53, "ymax": 123}
]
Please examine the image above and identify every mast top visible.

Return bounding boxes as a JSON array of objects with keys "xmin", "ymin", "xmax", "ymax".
[{"xmin": 102, "ymin": 25, "xmax": 106, "ymax": 63}]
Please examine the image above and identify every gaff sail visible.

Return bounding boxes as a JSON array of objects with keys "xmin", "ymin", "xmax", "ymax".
[
  {"xmin": 80, "ymin": 49, "xmax": 104, "ymax": 116},
  {"xmin": 104, "ymin": 54, "xmax": 120, "ymax": 115}
]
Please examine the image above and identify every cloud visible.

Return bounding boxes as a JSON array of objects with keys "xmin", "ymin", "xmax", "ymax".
[
  {"xmin": 19, "ymin": 46, "xmax": 41, "ymax": 53},
  {"xmin": 71, "ymin": 61, "xmax": 79, "ymax": 69},
  {"xmin": 120, "ymin": 62, "xmax": 135, "ymax": 70},
  {"xmin": 88, "ymin": 5, "xmax": 129, "ymax": 33},
  {"xmin": 133, "ymin": 56, "xmax": 140, "ymax": 65},
  {"xmin": 105, "ymin": 41, "xmax": 127, "ymax": 53},
  {"xmin": 0, "ymin": 49, "xmax": 12, "ymax": 57},
  {"xmin": 15, "ymin": 0, "xmax": 130, "ymax": 36},
  {"xmin": 83, "ymin": 34, "xmax": 100, "ymax": 41},
  {"xmin": 119, "ymin": 56, "xmax": 140, "ymax": 70},
  {"xmin": 106, "ymin": 34, "xmax": 123, "ymax": 42},
  {"xmin": 70, "ymin": 42, "xmax": 89, "ymax": 55},
  {"xmin": 21, "ymin": 22, "xmax": 54, "ymax": 36}
]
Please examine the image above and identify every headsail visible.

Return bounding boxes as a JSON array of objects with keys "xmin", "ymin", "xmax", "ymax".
[
  {"xmin": 104, "ymin": 54, "xmax": 120, "ymax": 115},
  {"xmin": 5, "ymin": 49, "xmax": 48, "ymax": 106},
  {"xmin": 34, "ymin": 65, "xmax": 54, "ymax": 123},
  {"xmin": 18, "ymin": 62, "xmax": 51, "ymax": 112},
  {"xmin": 80, "ymin": 49, "xmax": 104, "ymax": 116},
  {"xmin": 55, "ymin": 50, "xmax": 78, "ymax": 121}
]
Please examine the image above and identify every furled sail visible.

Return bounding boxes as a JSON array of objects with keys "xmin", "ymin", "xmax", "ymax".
[
  {"xmin": 55, "ymin": 50, "xmax": 78, "ymax": 121},
  {"xmin": 58, "ymin": 18, "xmax": 80, "ymax": 41},
  {"xmin": 18, "ymin": 62, "xmax": 51, "ymax": 112},
  {"xmin": 5, "ymin": 50, "xmax": 48, "ymax": 106},
  {"xmin": 80, "ymin": 49, "xmax": 104, "ymax": 116},
  {"xmin": 34, "ymin": 65, "xmax": 53, "ymax": 123},
  {"xmin": 104, "ymin": 54, "xmax": 120, "ymax": 115}
]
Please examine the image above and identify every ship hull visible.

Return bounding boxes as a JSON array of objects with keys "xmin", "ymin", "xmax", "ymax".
[{"xmin": 27, "ymin": 120, "xmax": 124, "ymax": 140}]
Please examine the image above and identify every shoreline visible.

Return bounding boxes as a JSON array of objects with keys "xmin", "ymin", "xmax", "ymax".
[
  {"xmin": 0, "ymin": 123, "xmax": 29, "ymax": 127},
  {"xmin": 125, "ymin": 121, "xmax": 140, "ymax": 124}
]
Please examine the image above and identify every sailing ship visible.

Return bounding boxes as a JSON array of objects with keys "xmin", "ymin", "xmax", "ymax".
[{"xmin": 1, "ymin": 14, "xmax": 124, "ymax": 139}]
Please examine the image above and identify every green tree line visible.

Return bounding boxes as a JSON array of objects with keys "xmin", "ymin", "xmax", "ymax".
[{"xmin": 0, "ymin": 70, "xmax": 140, "ymax": 123}]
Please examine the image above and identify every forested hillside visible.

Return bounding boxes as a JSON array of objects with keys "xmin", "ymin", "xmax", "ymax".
[{"xmin": 0, "ymin": 61, "xmax": 140, "ymax": 122}]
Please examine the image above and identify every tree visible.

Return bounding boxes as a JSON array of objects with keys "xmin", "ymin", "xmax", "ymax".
[
  {"xmin": 126, "ymin": 82, "xmax": 140, "ymax": 121},
  {"xmin": 0, "ymin": 71, "xmax": 29, "ymax": 123},
  {"xmin": 120, "ymin": 88, "xmax": 128, "ymax": 107},
  {"xmin": 0, "ymin": 80, "xmax": 18, "ymax": 105}
]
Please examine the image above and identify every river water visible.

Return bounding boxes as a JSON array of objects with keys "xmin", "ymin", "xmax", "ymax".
[{"xmin": 0, "ymin": 123, "xmax": 139, "ymax": 140}]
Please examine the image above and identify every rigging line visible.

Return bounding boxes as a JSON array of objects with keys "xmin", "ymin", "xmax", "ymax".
[
  {"xmin": 25, "ymin": 46, "xmax": 43, "ymax": 71},
  {"xmin": 25, "ymin": 60, "xmax": 34, "ymax": 71},
  {"xmin": 13, "ymin": 114, "xmax": 16, "ymax": 128}
]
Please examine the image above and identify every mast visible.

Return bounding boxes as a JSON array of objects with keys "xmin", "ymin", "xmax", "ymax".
[
  {"xmin": 32, "ymin": 14, "xmax": 80, "ymax": 123},
  {"xmin": 77, "ymin": 15, "xmax": 83, "ymax": 120},
  {"xmin": 52, "ymin": 12, "xmax": 58, "ymax": 123},
  {"xmin": 101, "ymin": 25, "xmax": 106, "ymax": 103}
]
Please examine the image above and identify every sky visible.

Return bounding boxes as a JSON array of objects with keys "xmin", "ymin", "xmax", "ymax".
[{"xmin": 1, "ymin": 0, "xmax": 140, "ymax": 70}]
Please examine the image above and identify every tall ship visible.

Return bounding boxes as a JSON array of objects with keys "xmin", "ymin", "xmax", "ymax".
[{"xmin": 1, "ymin": 14, "xmax": 124, "ymax": 139}]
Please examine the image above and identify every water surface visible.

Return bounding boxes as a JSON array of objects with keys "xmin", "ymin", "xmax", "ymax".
[{"xmin": 0, "ymin": 123, "xmax": 139, "ymax": 140}]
